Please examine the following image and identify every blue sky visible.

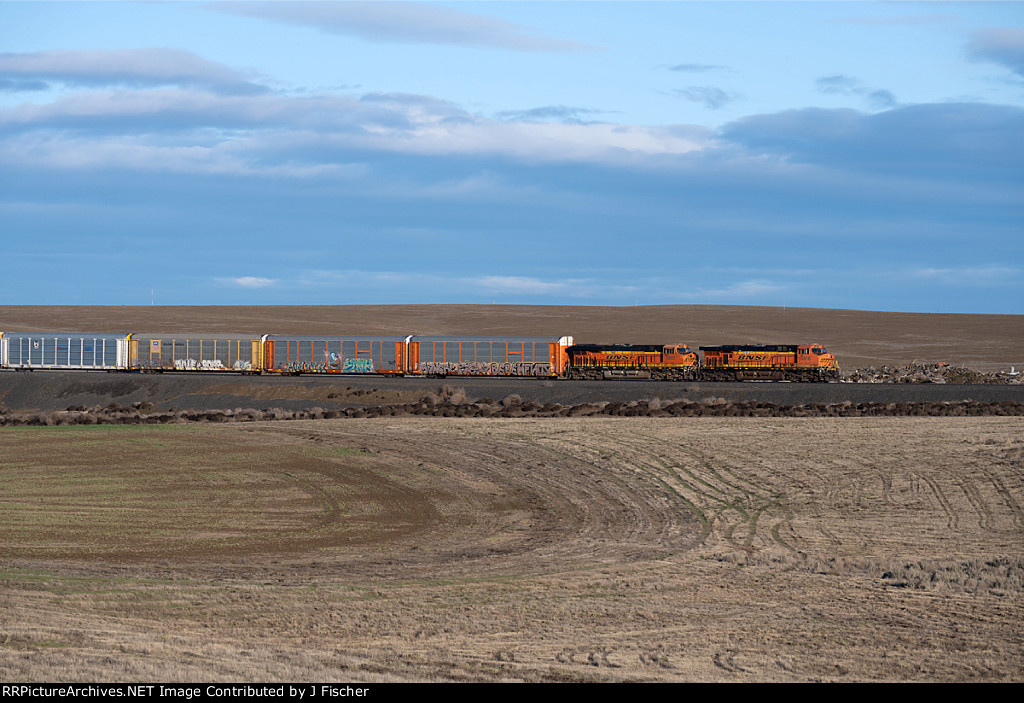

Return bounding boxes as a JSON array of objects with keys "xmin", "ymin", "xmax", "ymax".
[{"xmin": 1, "ymin": 1, "xmax": 1021, "ymax": 312}]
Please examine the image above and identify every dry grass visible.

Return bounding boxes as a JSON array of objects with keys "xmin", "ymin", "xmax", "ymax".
[{"xmin": 2, "ymin": 416, "xmax": 1022, "ymax": 681}]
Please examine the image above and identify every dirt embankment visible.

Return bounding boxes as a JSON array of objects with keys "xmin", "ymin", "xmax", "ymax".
[
  {"xmin": 2, "ymin": 366, "xmax": 1022, "ymax": 424},
  {"xmin": 2, "ymin": 387, "xmax": 1021, "ymax": 427}
]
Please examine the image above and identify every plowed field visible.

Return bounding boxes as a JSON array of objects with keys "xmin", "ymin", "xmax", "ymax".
[{"xmin": 2, "ymin": 417, "xmax": 1021, "ymax": 682}]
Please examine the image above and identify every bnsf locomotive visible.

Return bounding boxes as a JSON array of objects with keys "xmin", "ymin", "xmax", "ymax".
[
  {"xmin": 0, "ymin": 332, "xmax": 838, "ymax": 382},
  {"xmin": 699, "ymin": 344, "xmax": 838, "ymax": 382},
  {"xmin": 565, "ymin": 342, "xmax": 838, "ymax": 382},
  {"xmin": 564, "ymin": 343, "xmax": 698, "ymax": 380}
]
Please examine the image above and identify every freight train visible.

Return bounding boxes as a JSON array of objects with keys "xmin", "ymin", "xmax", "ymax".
[{"xmin": 0, "ymin": 332, "xmax": 839, "ymax": 382}]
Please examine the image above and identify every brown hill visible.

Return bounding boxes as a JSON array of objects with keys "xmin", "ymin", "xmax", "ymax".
[{"xmin": 1, "ymin": 304, "xmax": 1021, "ymax": 371}]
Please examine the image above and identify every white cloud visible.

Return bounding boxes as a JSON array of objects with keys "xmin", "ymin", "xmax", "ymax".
[
  {"xmin": 239, "ymin": 268, "xmax": 796, "ymax": 305},
  {"xmin": 347, "ymin": 119, "xmax": 713, "ymax": 163},
  {"xmin": 0, "ymin": 85, "xmax": 715, "ymax": 170},
  {"xmin": 0, "ymin": 132, "xmax": 353, "ymax": 178},
  {"xmin": 225, "ymin": 276, "xmax": 277, "ymax": 288},
  {"xmin": 286, "ymin": 270, "xmax": 632, "ymax": 300},
  {"xmin": 814, "ymin": 75, "xmax": 897, "ymax": 109},
  {"xmin": 471, "ymin": 276, "xmax": 574, "ymax": 295},
  {"xmin": 209, "ymin": 1, "xmax": 599, "ymax": 53},
  {"xmin": 968, "ymin": 28, "xmax": 1024, "ymax": 78},
  {"xmin": 683, "ymin": 279, "xmax": 788, "ymax": 302},
  {"xmin": 0, "ymin": 48, "xmax": 265, "ymax": 94},
  {"xmin": 669, "ymin": 63, "xmax": 729, "ymax": 74},
  {"xmin": 911, "ymin": 266, "xmax": 1019, "ymax": 285},
  {"xmin": 0, "ymin": 88, "xmax": 372, "ymax": 129},
  {"xmin": 674, "ymin": 86, "xmax": 739, "ymax": 110}
]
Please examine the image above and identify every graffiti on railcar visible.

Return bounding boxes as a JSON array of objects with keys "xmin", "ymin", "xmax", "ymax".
[
  {"xmin": 342, "ymin": 358, "xmax": 375, "ymax": 373},
  {"xmin": 283, "ymin": 357, "xmax": 376, "ymax": 373},
  {"xmin": 134, "ymin": 359, "xmax": 171, "ymax": 371},
  {"xmin": 134, "ymin": 358, "xmax": 253, "ymax": 371},
  {"xmin": 419, "ymin": 361, "xmax": 552, "ymax": 376},
  {"xmin": 175, "ymin": 359, "xmax": 227, "ymax": 371}
]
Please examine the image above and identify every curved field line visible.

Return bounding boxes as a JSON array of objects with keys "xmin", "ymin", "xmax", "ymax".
[
  {"xmin": 956, "ymin": 478, "xmax": 994, "ymax": 533},
  {"xmin": 590, "ymin": 434, "xmax": 770, "ymax": 551},
  {"xmin": 648, "ymin": 435, "xmax": 799, "ymax": 553},
  {"xmin": 368, "ymin": 429, "xmax": 703, "ymax": 572},
  {"xmin": 876, "ymin": 469, "xmax": 894, "ymax": 506},
  {"xmin": 614, "ymin": 433, "xmax": 779, "ymax": 504},
  {"xmin": 770, "ymin": 515, "xmax": 801, "ymax": 554},
  {"xmin": 595, "ymin": 433, "xmax": 775, "ymax": 508},
  {"xmin": 973, "ymin": 458, "xmax": 1024, "ymax": 532},
  {"xmin": 528, "ymin": 440, "xmax": 704, "ymax": 552},
  {"xmin": 594, "ymin": 440, "xmax": 736, "ymax": 510},
  {"xmin": 914, "ymin": 472, "xmax": 959, "ymax": 531}
]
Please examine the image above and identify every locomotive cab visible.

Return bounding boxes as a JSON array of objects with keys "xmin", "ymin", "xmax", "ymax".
[
  {"xmin": 796, "ymin": 344, "xmax": 838, "ymax": 370},
  {"xmin": 663, "ymin": 344, "xmax": 698, "ymax": 365}
]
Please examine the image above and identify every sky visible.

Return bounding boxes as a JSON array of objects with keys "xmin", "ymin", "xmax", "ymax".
[{"xmin": 1, "ymin": 1, "xmax": 1022, "ymax": 313}]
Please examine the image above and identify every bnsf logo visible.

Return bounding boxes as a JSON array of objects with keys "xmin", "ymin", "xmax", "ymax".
[{"xmin": 734, "ymin": 352, "xmax": 783, "ymax": 360}]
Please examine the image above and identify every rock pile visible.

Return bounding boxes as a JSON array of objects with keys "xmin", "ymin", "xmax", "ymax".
[{"xmin": 844, "ymin": 363, "xmax": 1023, "ymax": 384}]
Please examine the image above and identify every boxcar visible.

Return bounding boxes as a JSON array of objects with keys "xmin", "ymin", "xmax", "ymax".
[
  {"xmin": 261, "ymin": 335, "xmax": 410, "ymax": 375},
  {"xmin": 408, "ymin": 335, "xmax": 574, "ymax": 377},
  {"xmin": 0, "ymin": 332, "xmax": 131, "ymax": 370},
  {"xmin": 130, "ymin": 334, "xmax": 259, "ymax": 372}
]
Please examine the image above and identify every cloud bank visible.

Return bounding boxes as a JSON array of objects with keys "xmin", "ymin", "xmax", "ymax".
[
  {"xmin": 208, "ymin": 1, "xmax": 599, "ymax": 53},
  {"xmin": 2, "ymin": 40, "xmax": 1020, "ymax": 312},
  {"xmin": 967, "ymin": 27, "xmax": 1024, "ymax": 78},
  {"xmin": 0, "ymin": 48, "xmax": 266, "ymax": 94}
]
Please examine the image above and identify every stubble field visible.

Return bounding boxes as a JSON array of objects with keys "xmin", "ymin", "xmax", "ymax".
[{"xmin": 2, "ymin": 416, "xmax": 1022, "ymax": 682}]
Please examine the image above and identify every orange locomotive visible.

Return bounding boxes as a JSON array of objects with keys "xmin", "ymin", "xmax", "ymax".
[
  {"xmin": 565, "ymin": 342, "xmax": 838, "ymax": 382},
  {"xmin": 699, "ymin": 344, "xmax": 839, "ymax": 382},
  {"xmin": 565, "ymin": 343, "xmax": 699, "ymax": 380}
]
